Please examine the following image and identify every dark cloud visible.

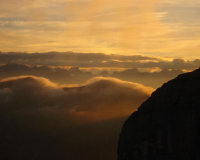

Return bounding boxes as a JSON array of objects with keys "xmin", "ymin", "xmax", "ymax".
[
  {"xmin": 0, "ymin": 51, "xmax": 160, "ymax": 63},
  {"xmin": 0, "ymin": 52, "xmax": 199, "ymax": 70},
  {"xmin": 0, "ymin": 76, "xmax": 153, "ymax": 160}
]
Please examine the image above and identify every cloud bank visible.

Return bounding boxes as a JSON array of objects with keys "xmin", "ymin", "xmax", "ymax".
[
  {"xmin": 0, "ymin": 52, "xmax": 200, "ymax": 70},
  {"xmin": 0, "ymin": 76, "xmax": 154, "ymax": 160},
  {"xmin": 0, "ymin": 76, "xmax": 153, "ymax": 126}
]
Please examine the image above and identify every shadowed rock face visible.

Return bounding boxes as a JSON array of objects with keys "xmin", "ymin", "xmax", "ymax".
[{"xmin": 118, "ymin": 68, "xmax": 200, "ymax": 160}]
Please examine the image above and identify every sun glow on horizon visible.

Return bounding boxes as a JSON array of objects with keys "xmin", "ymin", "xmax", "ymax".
[{"xmin": 0, "ymin": 0, "xmax": 199, "ymax": 59}]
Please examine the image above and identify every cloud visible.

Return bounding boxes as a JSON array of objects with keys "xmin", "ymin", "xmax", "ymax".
[
  {"xmin": 0, "ymin": 52, "xmax": 199, "ymax": 70},
  {"xmin": 0, "ymin": 0, "xmax": 169, "ymax": 55},
  {"xmin": 0, "ymin": 0, "xmax": 200, "ymax": 58},
  {"xmin": 0, "ymin": 75, "xmax": 153, "ymax": 159},
  {"xmin": 0, "ymin": 51, "xmax": 163, "ymax": 64},
  {"xmin": 0, "ymin": 76, "xmax": 153, "ymax": 125}
]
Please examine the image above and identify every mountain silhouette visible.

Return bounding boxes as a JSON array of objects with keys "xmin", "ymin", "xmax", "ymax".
[
  {"xmin": 118, "ymin": 67, "xmax": 200, "ymax": 160},
  {"xmin": 0, "ymin": 63, "xmax": 30, "ymax": 71},
  {"xmin": 98, "ymin": 71, "xmax": 110, "ymax": 77},
  {"xmin": 0, "ymin": 63, "xmax": 185, "ymax": 88},
  {"xmin": 68, "ymin": 67, "xmax": 82, "ymax": 74}
]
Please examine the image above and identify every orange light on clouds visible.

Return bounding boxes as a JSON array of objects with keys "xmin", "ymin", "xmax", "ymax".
[{"xmin": 0, "ymin": 0, "xmax": 200, "ymax": 59}]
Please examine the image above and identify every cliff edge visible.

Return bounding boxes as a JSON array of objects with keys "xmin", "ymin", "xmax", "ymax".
[{"xmin": 118, "ymin": 68, "xmax": 200, "ymax": 160}]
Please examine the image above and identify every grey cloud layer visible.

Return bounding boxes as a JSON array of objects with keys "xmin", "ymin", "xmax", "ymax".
[
  {"xmin": 0, "ymin": 52, "xmax": 199, "ymax": 70},
  {"xmin": 0, "ymin": 76, "xmax": 153, "ymax": 125},
  {"xmin": 0, "ymin": 51, "xmax": 159, "ymax": 63}
]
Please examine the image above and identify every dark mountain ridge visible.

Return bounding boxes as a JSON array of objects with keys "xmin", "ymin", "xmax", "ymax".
[
  {"xmin": 118, "ymin": 68, "xmax": 200, "ymax": 160},
  {"xmin": 0, "ymin": 63, "xmax": 184, "ymax": 88}
]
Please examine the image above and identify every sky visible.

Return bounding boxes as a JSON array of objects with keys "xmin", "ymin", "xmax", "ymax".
[
  {"xmin": 0, "ymin": 1, "xmax": 200, "ymax": 159},
  {"xmin": 0, "ymin": 0, "xmax": 200, "ymax": 60}
]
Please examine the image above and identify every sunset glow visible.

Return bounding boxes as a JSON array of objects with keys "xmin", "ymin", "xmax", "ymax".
[
  {"xmin": 0, "ymin": 1, "xmax": 200, "ymax": 160},
  {"xmin": 0, "ymin": 0, "xmax": 200, "ymax": 59}
]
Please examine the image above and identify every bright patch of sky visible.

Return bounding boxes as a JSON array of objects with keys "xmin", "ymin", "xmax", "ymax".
[{"xmin": 0, "ymin": 0, "xmax": 199, "ymax": 60}]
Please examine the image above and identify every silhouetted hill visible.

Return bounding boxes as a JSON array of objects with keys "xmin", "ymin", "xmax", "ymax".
[
  {"xmin": 68, "ymin": 67, "xmax": 82, "ymax": 74},
  {"xmin": 158, "ymin": 68, "xmax": 183, "ymax": 77},
  {"xmin": 118, "ymin": 67, "xmax": 200, "ymax": 160},
  {"xmin": 0, "ymin": 63, "xmax": 30, "ymax": 71},
  {"xmin": 121, "ymin": 68, "xmax": 140, "ymax": 75},
  {"xmin": 113, "ymin": 68, "xmax": 184, "ymax": 88},
  {"xmin": 98, "ymin": 71, "xmax": 110, "ymax": 77},
  {"xmin": 112, "ymin": 68, "xmax": 139, "ymax": 77},
  {"xmin": 0, "ymin": 63, "xmax": 186, "ymax": 88}
]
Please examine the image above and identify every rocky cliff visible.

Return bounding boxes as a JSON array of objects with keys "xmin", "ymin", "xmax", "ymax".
[{"xmin": 118, "ymin": 68, "xmax": 200, "ymax": 160}]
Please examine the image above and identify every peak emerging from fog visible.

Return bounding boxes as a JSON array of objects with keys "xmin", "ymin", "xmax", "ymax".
[
  {"xmin": 120, "ymin": 68, "xmax": 139, "ymax": 74},
  {"xmin": 0, "ymin": 63, "xmax": 186, "ymax": 88},
  {"xmin": 68, "ymin": 67, "xmax": 82, "ymax": 74}
]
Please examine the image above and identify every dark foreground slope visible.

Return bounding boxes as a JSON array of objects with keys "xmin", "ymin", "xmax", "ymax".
[{"xmin": 118, "ymin": 68, "xmax": 200, "ymax": 160}]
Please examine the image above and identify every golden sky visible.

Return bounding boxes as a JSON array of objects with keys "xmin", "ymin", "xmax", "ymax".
[{"xmin": 0, "ymin": 0, "xmax": 200, "ymax": 59}]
